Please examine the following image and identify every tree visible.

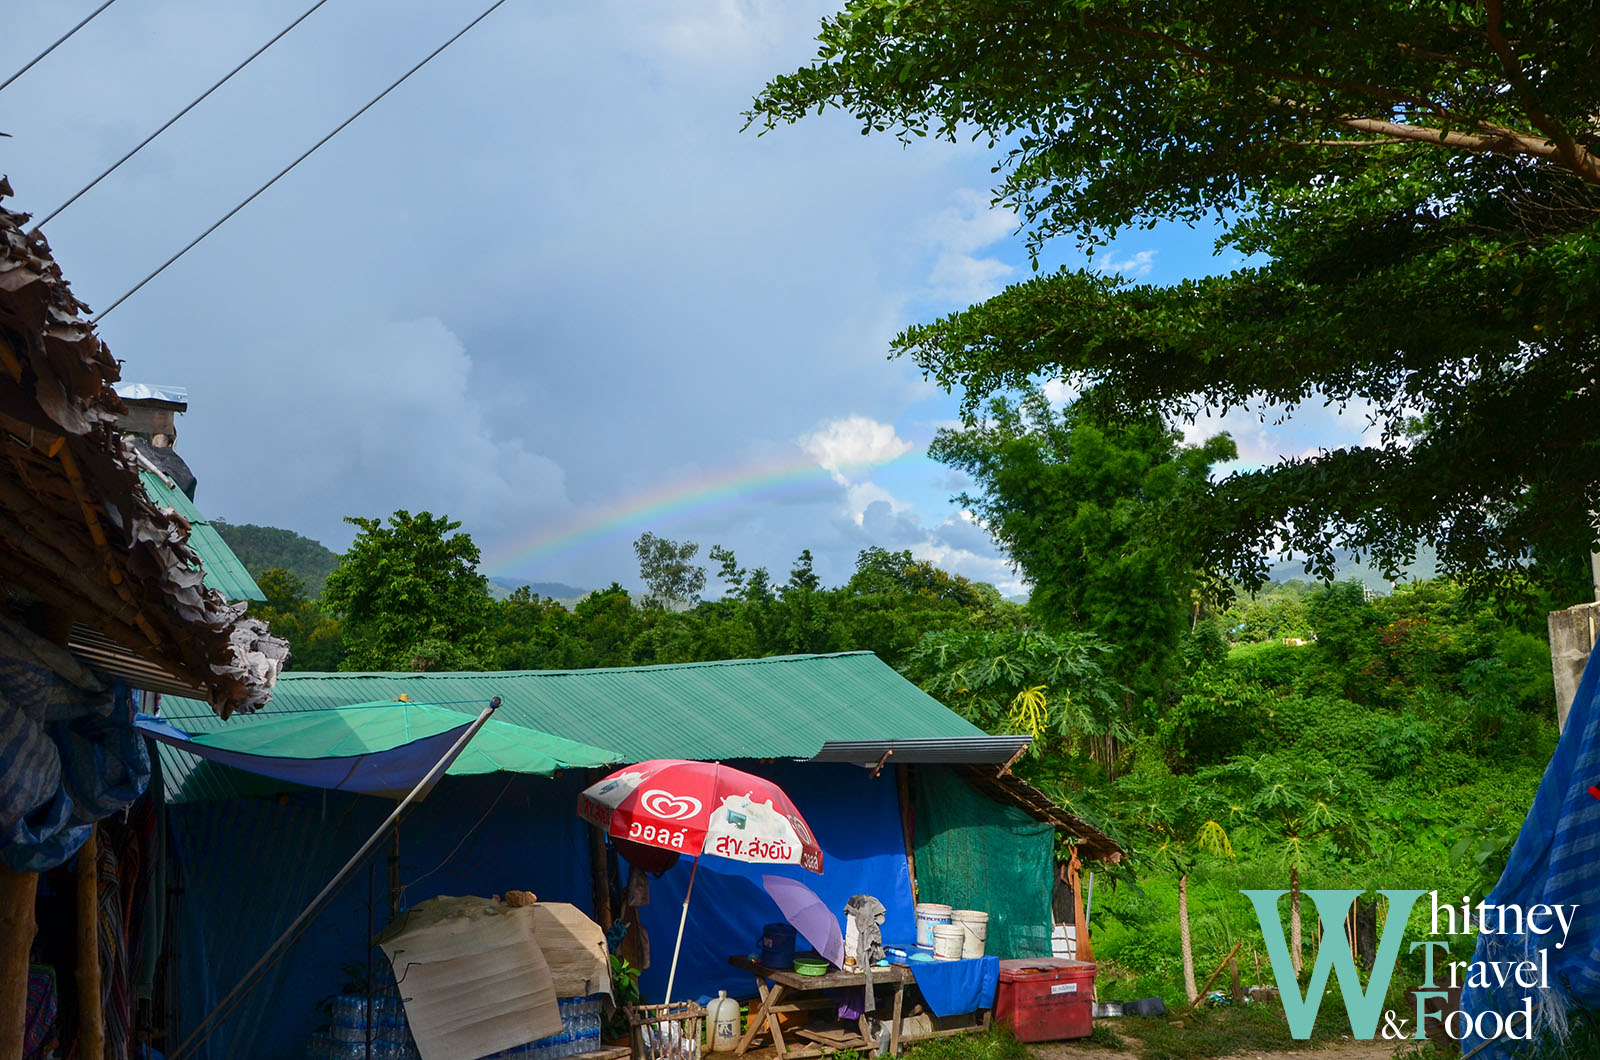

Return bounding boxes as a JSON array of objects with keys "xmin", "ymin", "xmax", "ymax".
[
  {"xmin": 253, "ymin": 567, "xmax": 345, "ymax": 671},
  {"xmin": 1113, "ymin": 772, "xmax": 1235, "ymax": 1002},
  {"xmin": 931, "ymin": 391, "xmax": 1236, "ymax": 696},
  {"xmin": 752, "ymin": 2, "xmax": 1600, "ymax": 592},
  {"xmin": 901, "ymin": 627, "xmax": 1127, "ymax": 771},
  {"xmin": 322, "ymin": 510, "xmax": 492, "ymax": 671},
  {"xmin": 633, "ymin": 532, "xmax": 707, "ymax": 610},
  {"xmin": 1200, "ymin": 752, "xmax": 1377, "ymax": 977}
]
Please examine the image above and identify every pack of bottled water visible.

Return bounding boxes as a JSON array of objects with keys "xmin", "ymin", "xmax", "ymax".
[
  {"xmin": 306, "ymin": 984, "xmax": 420, "ymax": 1060},
  {"xmin": 484, "ymin": 995, "xmax": 607, "ymax": 1060}
]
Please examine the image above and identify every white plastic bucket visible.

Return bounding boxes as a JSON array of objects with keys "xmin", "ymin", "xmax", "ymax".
[
  {"xmin": 915, "ymin": 903, "xmax": 953, "ymax": 947},
  {"xmin": 951, "ymin": 910, "xmax": 989, "ymax": 958},
  {"xmin": 931, "ymin": 925, "xmax": 966, "ymax": 960}
]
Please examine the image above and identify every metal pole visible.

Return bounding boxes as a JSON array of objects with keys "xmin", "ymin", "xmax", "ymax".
[
  {"xmin": 663, "ymin": 855, "xmax": 700, "ymax": 1005},
  {"xmin": 170, "ymin": 697, "xmax": 501, "ymax": 1060},
  {"xmin": 664, "ymin": 761, "xmax": 717, "ymax": 1004}
]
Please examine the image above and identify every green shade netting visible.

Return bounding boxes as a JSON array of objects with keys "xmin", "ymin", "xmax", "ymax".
[
  {"xmin": 192, "ymin": 701, "xmax": 620, "ymax": 776},
  {"xmin": 912, "ymin": 766, "xmax": 1055, "ymax": 959}
]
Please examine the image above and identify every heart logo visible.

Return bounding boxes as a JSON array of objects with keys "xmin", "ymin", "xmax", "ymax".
[{"xmin": 640, "ymin": 789, "xmax": 702, "ymax": 821}]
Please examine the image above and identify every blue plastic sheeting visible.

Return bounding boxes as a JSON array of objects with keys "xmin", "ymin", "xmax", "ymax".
[
  {"xmin": 1, "ymin": 679, "xmax": 149, "ymax": 872},
  {"xmin": 136, "ymin": 712, "xmax": 476, "ymax": 795},
  {"xmin": 1460, "ymin": 644, "xmax": 1600, "ymax": 1059},
  {"xmin": 638, "ymin": 761, "xmax": 915, "ymax": 1002},
  {"xmin": 167, "ymin": 772, "xmax": 594, "ymax": 1060},
  {"xmin": 902, "ymin": 955, "xmax": 999, "ymax": 1017}
]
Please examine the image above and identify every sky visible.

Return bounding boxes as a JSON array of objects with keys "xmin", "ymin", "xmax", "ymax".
[{"xmin": 1, "ymin": 1, "xmax": 1376, "ymax": 598}]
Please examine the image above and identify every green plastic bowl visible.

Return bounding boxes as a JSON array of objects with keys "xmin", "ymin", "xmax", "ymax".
[{"xmin": 793, "ymin": 956, "xmax": 829, "ymax": 977}]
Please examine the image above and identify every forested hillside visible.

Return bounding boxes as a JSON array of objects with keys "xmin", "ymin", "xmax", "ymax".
[{"xmin": 213, "ymin": 521, "xmax": 341, "ymax": 597}]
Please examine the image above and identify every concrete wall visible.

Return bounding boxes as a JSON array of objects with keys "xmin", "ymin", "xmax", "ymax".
[{"xmin": 1548, "ymin": 601, "xmax": 1600, "ymax": 732}]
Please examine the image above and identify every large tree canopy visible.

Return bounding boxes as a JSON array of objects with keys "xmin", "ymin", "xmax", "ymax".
[{"xmin": 751, "ymin": 2, "xmax": 1600, "ymax": 587}]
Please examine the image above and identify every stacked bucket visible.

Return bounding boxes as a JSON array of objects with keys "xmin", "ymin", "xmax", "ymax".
[{"xmin": 913, "ymin": 903, "xmax": 988, "ymax": 959}]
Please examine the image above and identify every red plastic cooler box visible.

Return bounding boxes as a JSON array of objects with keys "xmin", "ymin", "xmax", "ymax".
[{"xmin": 994, "ymin": 958, "xmax": 1097, "ymax": 1042}]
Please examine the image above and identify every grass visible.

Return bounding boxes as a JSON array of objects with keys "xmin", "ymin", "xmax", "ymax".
[
  {"xmin": 877, "ymin": 1004, "xmax": 1344, "ymax": 1060},
  {"xmin": 900, "ymin": 1026, "xmax": 1034, "ymax": 1060},
  {"xmin": 1116, "ymin": 1003, "xmax": 1340, "ymax": 1060}
]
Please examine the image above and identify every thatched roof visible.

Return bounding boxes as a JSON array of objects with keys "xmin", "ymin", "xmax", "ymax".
[{"xmin": 0, "ymin": 177, "xmax": 286, "ymax": 716}]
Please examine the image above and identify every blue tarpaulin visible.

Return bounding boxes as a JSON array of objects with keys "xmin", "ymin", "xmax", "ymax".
[
  {"xmin": 167, "ymin": 772, "xmax": 594, "ymax": 1060},
  {"xmin": 135, "ymin": 712, "xmax": 477, "ymax": 796},
  {"xmin": 1460, "ymin": 642, "xmax": 1600, "ymax": 1057},
  {"xmin": 638, "ymin": 761, "xmax": 915, "ymax": 1002}
]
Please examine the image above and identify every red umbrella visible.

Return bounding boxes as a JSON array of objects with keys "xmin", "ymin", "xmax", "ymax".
[{"xmin": 579, "ymin": 759, "xmax": 823, "ymax": 1001}]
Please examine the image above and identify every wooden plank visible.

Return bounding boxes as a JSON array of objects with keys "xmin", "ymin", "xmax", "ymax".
[
  {"xmin": 889, "ymin": 979, "xmax": 904, "ymax": 1056},
  {"xmin": 729, "ymin": 955, "xmax": 912, "ymax": 991},
  {"xmin": 796, "ymin": 1031, "xmax": 870, "ymax": 1056},
  {"xmin": 0, "ymin": 865, "xmax": 38, "ymax": 1059},
  {"xmin": 77, "ymin": 827, "xmax": 105, "ymax": 1059},
  {"xmin": 571, "ymin": 1047, "xmax": 629, "ymax": 1060},
  {"xmin": 733, "ymin": 978, "xmax": 769, "ymax": 1056}
]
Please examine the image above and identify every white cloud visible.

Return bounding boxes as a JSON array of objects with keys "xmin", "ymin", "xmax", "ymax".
[
  {"xmin": 1040, "ymin": 378, "xmax": 1079, "ymax": 406},
  {"xmin": 1097, "ymin": 249, "xmax": 1157, "ymax": 277},
  {"xmin": 924, "ymin": 188, "xmax": 1018, "ymax": 304},
  {"xmin": 207, "ymin": 315, "xmax": 571, "ymax": 549},
  {"xmin": 799, "ymin": 416, "xmax": 915, "ymax": 484}
]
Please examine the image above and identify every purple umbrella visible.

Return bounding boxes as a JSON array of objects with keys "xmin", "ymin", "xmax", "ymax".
[{"xmin": 762, "ymin": 875, "xmax": 845, "ymax": 968}]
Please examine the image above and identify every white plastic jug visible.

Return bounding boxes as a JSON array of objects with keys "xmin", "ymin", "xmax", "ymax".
[{"xmin": 709, "ymin": 990, "xmax": 741, "ymax": 1052}]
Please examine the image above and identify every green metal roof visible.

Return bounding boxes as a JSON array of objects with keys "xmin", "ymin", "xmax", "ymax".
[
  {"xmin": 155, "ymin": 652, "xmax": 986, "ymax": 801},
  {"xmin": 139, "ymin": 471, "xmax": 265, "ymax": 602}
]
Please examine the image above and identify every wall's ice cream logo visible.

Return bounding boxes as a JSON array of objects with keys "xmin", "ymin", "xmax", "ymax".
[{"xmin": 640, "ymin": 789, "xmax": 702, "ymax": 821}]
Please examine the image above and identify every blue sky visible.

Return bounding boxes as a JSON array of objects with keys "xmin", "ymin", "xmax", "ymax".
[{"xmin": 1, "ymin": 1, "xmax": 1376, "ymax": 596}]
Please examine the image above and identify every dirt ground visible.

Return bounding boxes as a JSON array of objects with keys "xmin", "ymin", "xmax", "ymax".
[{"xmin": 1034, "ymin": 1038, "xmax": 1400, "ymax": 1060}]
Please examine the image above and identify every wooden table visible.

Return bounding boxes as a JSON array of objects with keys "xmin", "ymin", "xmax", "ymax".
[{"xmin": 729, "ymin": 955, "xmax": 911, "ymax": 1058}]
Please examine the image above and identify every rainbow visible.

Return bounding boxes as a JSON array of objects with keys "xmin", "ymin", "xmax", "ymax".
[{"xmin": 481, "ymin": 447, "xmax": 916, "ymax": 578}]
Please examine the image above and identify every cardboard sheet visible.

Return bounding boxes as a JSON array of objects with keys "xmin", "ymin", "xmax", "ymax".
[
  {"xmin": 530, "ymin": 901, "xmax": 613, "ymax": 1001},
  {"xmin": 379, "ymin": 898, "xmax": 562, "ymax": 1060}
]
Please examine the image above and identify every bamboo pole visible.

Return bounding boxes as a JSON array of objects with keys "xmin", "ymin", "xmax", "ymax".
[
  {"xmin": 78, "ymin": 825, "xmax": 105, "ymax": 1060},
  {"xmin": 896, "ymin": 765, "xmax": 918, "ymax": 900},
  {"xmin": 0, "ymin": 864, "xmax": 39, "ymax": 1058},
  {"xmin": 1187, "ymin": 940, "xmax": 1245, "ymax": 1011}
]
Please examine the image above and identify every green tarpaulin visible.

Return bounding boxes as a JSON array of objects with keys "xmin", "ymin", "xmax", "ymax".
[
  {"xmin": 912, "ymin": 766, "xmax": 1055, "ymax": 959},
  {"xmin": 140, "ymin": 701, "xmax": 620, "ymax": 800}
]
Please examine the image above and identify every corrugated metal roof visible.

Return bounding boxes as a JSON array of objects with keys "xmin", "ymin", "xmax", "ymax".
[
  {"xmin": 155, "ymin": 652, "xmax": 988, "ymax": 801},
  {"xmin": 138, "ymin": 470, "xmax": 266, "ymax": 602}
]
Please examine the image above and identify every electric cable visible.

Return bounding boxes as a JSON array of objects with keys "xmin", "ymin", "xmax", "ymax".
[
  {"xmin": 0, "ymin": 0, "xmax": 121, "ymax": 95},
  {"xmin": 94, "ymin": 0, "xmax": 514, "ymax": 322},
  {"xmin": 35, "ymin": 0, "xmax": 340, "ymax": 230}
]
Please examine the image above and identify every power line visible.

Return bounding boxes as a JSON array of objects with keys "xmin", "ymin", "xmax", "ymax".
[
  {"xmin": 0, "ymin": 0, "xmax": 122, "ymax": 95},
  {"xmin": 36, "ymin": 0, "xmax": 340, "ymax": 230},
  {"xmin": 94, "ymin": 0, "xmax": 514, "ymax": 322}
]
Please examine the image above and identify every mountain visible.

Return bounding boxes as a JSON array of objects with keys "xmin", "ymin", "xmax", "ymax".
[
  {"xmin": 213, "ymin": 521, "xmax": 342, "ymax": 598},
  {"xmin": 487, "ymin": 576, "xmax": 593, "ymax": 602}
]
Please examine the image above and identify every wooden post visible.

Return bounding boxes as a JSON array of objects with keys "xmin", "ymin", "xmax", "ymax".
[
  {"xmin": 1229, "ymin": 956, "xmax": 1241, "ymax": 1004},
  {"xmin": 77, "ymin": 825, "xmax": 105, "ymax": 1060},
  {"xmin": 0, "ymin": 863, "xmax": 39, "ymax": 1059},
  {"xmin": 895, "ymin": 766, "xmax": 918, "ymax": 901},
  {"xmin": 589, "ymin": 824, "xmax": 613, "ymax": 930},
  {"xmin": 1066, "ymin": 849, "xmax": 1093, "ymax": 963}
]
